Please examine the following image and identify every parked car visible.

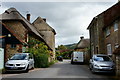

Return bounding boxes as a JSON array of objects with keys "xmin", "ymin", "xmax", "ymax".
[
  {"xmin": 89, "ymin": 54, "xmax": 115, "ymax": 73},
  {"xmin": 57, "ymin": 56, "xmax": 63, "ymax": 61},
  {"xmin": 5, "ymin": 53, "xmax": 34, "ymax": 72}
]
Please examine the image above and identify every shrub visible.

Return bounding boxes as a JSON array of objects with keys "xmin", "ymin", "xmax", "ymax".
[
  {"xmin": 27, "ymin": 36, "xmax": 50, "ymax": 68},
  {"xmin": 34, "ymin": 54, "xmax": 49, "ymax": 68}
]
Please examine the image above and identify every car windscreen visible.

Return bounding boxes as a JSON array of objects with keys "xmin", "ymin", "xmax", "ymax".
[
  {"xmin": 94, "ymin": 56, "xmax": 112, "ymax": 61},
  {"xmin": 10, "ymin": 54, "xmax": 27, "ymax": 60}
]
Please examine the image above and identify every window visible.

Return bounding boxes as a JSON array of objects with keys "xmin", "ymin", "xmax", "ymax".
[
  {"xmin": 106, "ymin": 27, "xmax": 110, "ymax": 36},
  {"xmin": 115, "ymin": 43, "xmax": 119, "ymax": 49},
  {"xmin": 107, "ymin": 44, "xmax": 112, "ymax": 55},
  {"xmin": 11, "ymin": 44, "xmax": 16, "ymax": 48},
  {"xmin": 114, "ymin": 21, "xmax": 118, "ymax": 31}
]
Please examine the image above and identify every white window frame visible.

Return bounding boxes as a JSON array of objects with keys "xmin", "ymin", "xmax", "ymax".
[
  {"xmin": 114, "ymin": 21, "xmax": 118, "ymax": 31},
  {"xmin": 107, "ymin": 44, "xmax": 112, "ymax": 55},
  {"xmin": 115, "ymin": 43, "xmax": 119, "ymax": 49}
]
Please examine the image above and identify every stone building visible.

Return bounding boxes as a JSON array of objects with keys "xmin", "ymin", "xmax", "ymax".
[
  {"xmin": 33, "ymin": 17, "xmax": 56, "ymax": 61},
  {"xmin": 87, "ymin": 2, "xmax": 120, "ymax": 75},
  {"xmin": 0, "ymin": 8, "xmax": 51, "ymax": 67}
]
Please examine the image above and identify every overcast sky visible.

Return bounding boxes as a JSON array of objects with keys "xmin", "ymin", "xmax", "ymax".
[{"xmin": 0, "ymin": 1, "xmax": 118, "ymax": 47}]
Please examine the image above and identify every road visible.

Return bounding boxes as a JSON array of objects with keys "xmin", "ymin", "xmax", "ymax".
[{"xmin": 1, "ymin": 59, "xmax": 117, "ymax": 80}]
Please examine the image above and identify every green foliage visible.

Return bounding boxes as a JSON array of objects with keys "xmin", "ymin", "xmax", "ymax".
[
  {"xmin": 27, "ymin": 36, "xmax": 50, "ymax": 68},
  {"xmin": 56, "ymin": 50, "xmax": 73, "ymax": 59},
  {"xmin": 61, "ymin": 51, "xmax": 72, "ymax": 59},
  {"xmin": 57, "ymin": 45, "xmax": 67, "ymax": 50},
  {"xmin": 34, "ymin": 54, "xmax": 49, "ymax": 68}
]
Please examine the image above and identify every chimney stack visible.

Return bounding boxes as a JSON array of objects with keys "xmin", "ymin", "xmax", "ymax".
[
  {"xmin": 26, "ymin": 14, "xmax": 30, "ymax": 21},
  {"xmin": 43, "ymin": 18, "xmax": 46, "ymax": 22},
  {"xmin": 80, "ymin": 36, "xmax": 84, "ymax": 40}
]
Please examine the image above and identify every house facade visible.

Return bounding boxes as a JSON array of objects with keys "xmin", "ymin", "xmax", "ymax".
[
  {"xmin": 87, "ymin": 2, "xmax": 120, "ymax": 75},
  {"xmin": 87, "ymin": 13, "xmax": 105, "ymax": 57},
  {"xmin": 32, "ymin": 17, "xmax": 56, "ymax": 61}
]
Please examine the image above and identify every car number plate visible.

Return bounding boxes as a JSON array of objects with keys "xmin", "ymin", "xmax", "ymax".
[{"xmin": 11, "ymin": 67, "xmax": 18, "ymax": 69}]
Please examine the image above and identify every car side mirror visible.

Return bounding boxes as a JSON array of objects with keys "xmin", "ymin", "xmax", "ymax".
[{"xmin": 7, "ymin": 58, "xmax": 9, "ymax": 61}]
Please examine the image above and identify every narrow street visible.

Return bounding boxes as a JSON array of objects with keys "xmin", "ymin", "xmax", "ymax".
[{"xmin": 2, "ymin": 60, "xmax": 117, "ymax": 80}]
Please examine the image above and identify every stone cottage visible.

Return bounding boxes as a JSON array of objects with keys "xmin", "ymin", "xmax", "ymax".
[{"xmin": 0, "ymin": 8, "xmax": 52, "ymax": 67}]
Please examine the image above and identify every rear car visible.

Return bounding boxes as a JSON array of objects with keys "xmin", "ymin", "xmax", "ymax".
[
  {"xmin": 57, "ymin": 56, "xmax": 63, "ymax": 61},
  {"xmin": 5, "ymin": 53, "xmax": 34, "ymax": 72},
  {"xmin": 89, "ymin": 54, "xmax": 115, "ymax": 73}
]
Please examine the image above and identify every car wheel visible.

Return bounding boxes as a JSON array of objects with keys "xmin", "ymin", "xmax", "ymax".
[
  {"xmin": 89, "ymin": 64, "xmax": 92, "ymax": 70},
  {"xmin": 71, "ymin": 60, "xmax": 74, "ymax": 64},
  {"xmin": 91, "ymin": 66, "xmax": 95, "ymax": 74},
  {"xmin": 31, "ymin": 64, "xmax": 34, "ymax": 70},
  {"xmin": 25, "ymin": 65, "xmax": 29, "ymax": 73}
]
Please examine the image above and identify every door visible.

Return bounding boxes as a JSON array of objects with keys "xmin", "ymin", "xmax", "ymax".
[{"xmin": 0, "ymin": 48, "xmax": 4, "ymax": 69}]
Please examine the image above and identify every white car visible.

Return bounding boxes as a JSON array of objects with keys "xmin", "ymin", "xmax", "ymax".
[{"xmin": 5, "ymin": 53, "xmax": 34, "ymax": 72}]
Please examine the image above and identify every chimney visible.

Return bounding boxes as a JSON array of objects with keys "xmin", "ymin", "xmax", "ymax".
[
  {"xmin": 80, "ymin": 36, "xmax": 84, "ymax": 40},
  {"xmin": 26, "ymin": 14, "xmax": 30, "ymax": 21},
  {"xmin": 43, "ymin": 18, "xmax": 46, "ymax": 22}
]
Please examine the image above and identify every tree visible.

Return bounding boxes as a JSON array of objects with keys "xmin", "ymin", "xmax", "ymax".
[{"xmin": 57, "ymin": 45, "xmax": 67, "ymax": 50}]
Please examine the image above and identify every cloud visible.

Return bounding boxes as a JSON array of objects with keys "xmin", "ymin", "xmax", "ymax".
[{"xmin": 1, "ymin": 2, "xmax": 117, "ymax": 47}]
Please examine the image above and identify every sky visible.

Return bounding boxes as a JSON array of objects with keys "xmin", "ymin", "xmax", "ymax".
[{"xmin": 0, "ymin": 0, "xmax": 118, "ymax": 47}]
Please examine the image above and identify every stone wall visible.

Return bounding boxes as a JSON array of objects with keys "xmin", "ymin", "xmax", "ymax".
[
  {"xmin": 5, "ymin": 44, "xmax": 23, "ymax": 62},
  {"xmin": 116, "ymin": 55, "xmax": 120, "ymax": 76}
]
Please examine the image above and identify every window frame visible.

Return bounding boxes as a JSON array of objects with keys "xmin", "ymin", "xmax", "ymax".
[
  {"xmin": 114, "ymin": 21, "xmax": 118, "ymax": 31},
  {"xmin": 105, "ymin": 27, "xmax": 110, "ymax": 37},
  {"xmin": 11, "ymin": 44, "xmax": 16, "ymax": 48},
  {"xmin": 107, "ymin": 44, "xmax": 112, "ymax": 55}
]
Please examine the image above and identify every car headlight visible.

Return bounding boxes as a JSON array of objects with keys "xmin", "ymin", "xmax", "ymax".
[
  {"xmin": 20, "ymin": 63, "xmax": 26, "ymax": 66},
  {"xmin": 111, "ymin": 65, "xmax": 115, "ymax": 68},
  {"xmin": 94, "ymin": 64, "xmax": 99, "ymax": 67},
  {"xmin": 5, "ymin": 63, "xmax": 9, "ymax": 66}
]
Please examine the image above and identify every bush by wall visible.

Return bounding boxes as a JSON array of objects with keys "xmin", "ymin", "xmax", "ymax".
[{"xmin": 27, "ymin": 36, "xmax": 50, "ymax": 68}]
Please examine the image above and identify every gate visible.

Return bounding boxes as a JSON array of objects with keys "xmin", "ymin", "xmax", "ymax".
[{"xmin": 0, "ymin": 48, "xmax": 4, "ymax": 69}]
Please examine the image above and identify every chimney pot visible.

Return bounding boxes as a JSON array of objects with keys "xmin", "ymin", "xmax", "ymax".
[
  {"xmin": 43, "ymin": 18, "xmax": 46, "ymax": 22},
  {"xmin": 27, "ymin": 14, "xmax": 30, "ymax": 21},
  {"xmin": 80, "ymin": 36, "xmax": 84, "ymax": 40}
]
